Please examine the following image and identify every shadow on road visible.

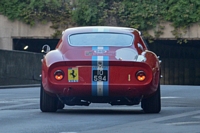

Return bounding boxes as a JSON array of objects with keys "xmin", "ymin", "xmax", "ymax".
[{"xmin": 56, "ymin": 108, "xmax": 145, "ymax": 115}]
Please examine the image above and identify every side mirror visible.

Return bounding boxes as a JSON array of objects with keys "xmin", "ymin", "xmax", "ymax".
[{"xmin": 41, "ymin": 45, "xmax": 51, "ymax": 54}]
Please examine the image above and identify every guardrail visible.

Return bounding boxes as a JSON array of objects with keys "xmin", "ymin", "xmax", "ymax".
[{"xmin": 0, "ymin": 49, "xmax": 43, "ymax": 86}]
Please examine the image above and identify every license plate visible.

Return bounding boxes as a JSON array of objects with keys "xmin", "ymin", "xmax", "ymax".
[{"xmin": 93, "ymin": 70, "xmax": 108, "ymax": 81}]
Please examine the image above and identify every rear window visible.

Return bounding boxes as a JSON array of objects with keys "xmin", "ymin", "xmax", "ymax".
[{"xmin": 69, "ymin": 33, "xmax": 134, "ymax": 46}]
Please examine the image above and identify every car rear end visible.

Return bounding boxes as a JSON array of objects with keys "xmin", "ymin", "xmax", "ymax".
[{"xmin": 43, "ymin": 26, "xmax": 157, "ymax": 105}]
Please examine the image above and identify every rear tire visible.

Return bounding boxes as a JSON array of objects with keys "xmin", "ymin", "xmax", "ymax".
[
  {"xmin": 141, "ymin": 83, "xmax": 161, "ymax": 113},
  {"xmin": 40, "ymin": 83, "xmax": 58, "ymax": 112}
]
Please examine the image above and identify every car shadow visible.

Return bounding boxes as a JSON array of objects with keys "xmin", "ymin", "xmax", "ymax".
[{"xmin": 56, "ymin": 107, "xmax": 144, "ymax": 115}]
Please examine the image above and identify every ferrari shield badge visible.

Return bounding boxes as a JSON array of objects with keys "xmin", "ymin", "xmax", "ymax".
[{"xmin": 68, "ymin": 68, "xmax": 79, "ymax": 82}]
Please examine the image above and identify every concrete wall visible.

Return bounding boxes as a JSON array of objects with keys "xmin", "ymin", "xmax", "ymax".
[
  {"xmin": 149, "ymin": 22, "xmax": 200, "ymax": 39},
  {"xmin": 0, "ymin": 49, "xmax": 43, "ymax": 86},
  {"xmin": 0, "ymin": 15, "xmax": 55, "ymax": 50},
  {"xmin": 1, "ymin": 15, "xmax": 200, "ymax": 51}
]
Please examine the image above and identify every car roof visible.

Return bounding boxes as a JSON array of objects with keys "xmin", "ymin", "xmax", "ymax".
[{"xmin": 63, "ymin": 26, "xmax": 141, "ymax": 35}]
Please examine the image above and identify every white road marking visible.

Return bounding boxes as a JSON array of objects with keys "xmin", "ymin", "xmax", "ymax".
[
  {"xmin": 0, "ymin": 98, "xmax": 38, "ymax": 110},
  {"xmin": 0, "ymin": 103, "xmax": 37, "ymax": 110},
  {"xmin": 166, "ymin": 121, "xmax": 200, "ymax": 126},
  {"xmin": 59, "ymin": 132, "xmax": 77, "ymax": 133},
  {"xmin": 0, "ymin": 98, "xmax": 38, "ymax": 103},
  {"xmin": 193, "ymin": 115, "xmax": 200, "ymax": 119},
  {"xmin": 152, "ymin": 110, "xmax": 200, "ymax": 123},
  {"xmin": 161, "ymin": 97, "xmax": 182, "ymax": 99}
]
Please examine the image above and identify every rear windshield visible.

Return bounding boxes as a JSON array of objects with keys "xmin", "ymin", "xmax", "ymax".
[{"xmin": 69, "ymin": 33, "xmax": 134, "ymax": 46}]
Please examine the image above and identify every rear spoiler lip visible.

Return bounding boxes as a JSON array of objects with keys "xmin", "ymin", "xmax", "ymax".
[{"xmin": 48, "ymin": 60, "xmax": 152, "ymax": 73}]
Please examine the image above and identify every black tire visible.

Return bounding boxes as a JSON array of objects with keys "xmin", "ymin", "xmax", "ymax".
[
  {"xmin": 141, "ymin": 83, "xmax": 161, "ymax": 113},
  {"xmin": 40, "ymin": 83, "xmax": 58, "ymax": 112}
]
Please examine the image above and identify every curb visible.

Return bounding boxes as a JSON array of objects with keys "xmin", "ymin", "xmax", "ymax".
[{"xmin": 0, "ymin": 84, "xmax": 40, "ymax": 89}]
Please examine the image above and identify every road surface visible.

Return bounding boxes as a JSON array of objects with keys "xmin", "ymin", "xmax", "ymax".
[{"xmin": 0, "ymin": 85, "xmax": 200, "ymax": 133}]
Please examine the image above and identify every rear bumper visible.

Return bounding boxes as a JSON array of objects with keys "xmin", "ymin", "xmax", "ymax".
[
  {"xmin": 43, "ymin": 81, "xmax": 156, "ymax": 98},
  {"xmin": 59, "ymin": 95, "xmax": 142, "ymax": 106}
]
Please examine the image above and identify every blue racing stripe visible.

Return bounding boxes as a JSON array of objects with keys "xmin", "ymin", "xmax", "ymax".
[{"xmin": 91, "ymin": 47, "xmax": 109, "ymax": 96}]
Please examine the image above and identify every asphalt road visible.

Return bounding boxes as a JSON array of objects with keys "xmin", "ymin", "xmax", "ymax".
[{"xmin": 0, "ymin": 85, "xmax": 200, "ymax": 133}]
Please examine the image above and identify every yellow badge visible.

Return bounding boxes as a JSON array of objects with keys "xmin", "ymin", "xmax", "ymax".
[{"xmin": 68, "ymin": 68, "xmax": 79, "ymax": 82}]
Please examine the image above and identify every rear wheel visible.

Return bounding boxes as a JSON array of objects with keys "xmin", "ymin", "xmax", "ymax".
[
  {"xmin": 40, "ymin": 83, "xmax": 58, "ymax": 112},
  {"xmin": 141, "ymin": 83, "xmax": 161, "ymax": 113}
]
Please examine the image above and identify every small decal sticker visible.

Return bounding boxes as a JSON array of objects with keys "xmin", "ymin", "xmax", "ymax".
[
  {"xmin": 85, "ymin": 51, "xmax": 93, "ymax": 56},
  {"xmin": 68, "ymin": 68, "xmax": 78, "ymax": 82}
]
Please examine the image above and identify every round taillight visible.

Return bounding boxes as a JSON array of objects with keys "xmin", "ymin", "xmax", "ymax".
[
  {"xmin": 54, "ymin": 70, "xmax": 64, "ymax": 81},
  {"xmin": 136, "ymin": 71, "xmax": 146, "ymax": 81}
]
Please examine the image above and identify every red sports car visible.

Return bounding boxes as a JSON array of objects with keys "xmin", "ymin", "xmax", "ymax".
[{"xmin": 40, "ymin": 26, "xmax": 161, "ymax": 113}]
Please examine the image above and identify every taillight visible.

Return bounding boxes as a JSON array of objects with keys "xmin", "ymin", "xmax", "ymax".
[
  {"xmin": 54, "ymin": 70, "xmax": 64, "ymax": 81},
  {"xmin": 136, "ymin": 71, "xmax": 146, "ymax": 81}
]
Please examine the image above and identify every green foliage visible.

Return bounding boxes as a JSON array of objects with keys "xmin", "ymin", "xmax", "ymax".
[
  {"xmin": 163, "ymin": 0, "xmax": 200, "ymax": 40},
  {"xmin": 72, "ymin": 0, "xmax": 107, "ymax": 26},
  {"xmin": 72, "ymin": 0, "xmax": 200, "ymax": 42},
  {"xmin": 1, "ymin": 0, "xmax": 200, "ymax": 40},
  {"xmin": 164, "ymin": 0, "xmax": 200, "ymax": 27},
  {"xmin": 115, "ymin": 0, "xmax": 162, "ymax": 40},
  {"xmin": 0, "ymin": 0, "xmax": 73, "ymax": 38}
]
